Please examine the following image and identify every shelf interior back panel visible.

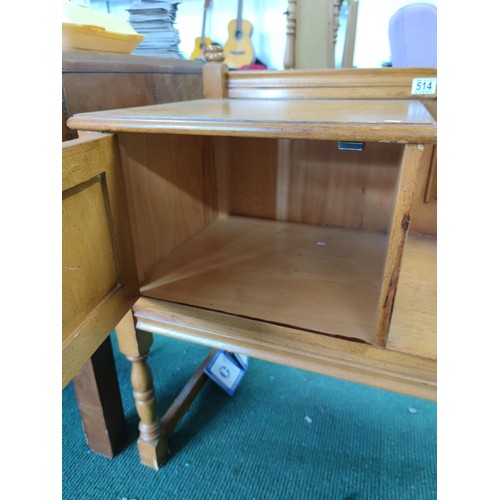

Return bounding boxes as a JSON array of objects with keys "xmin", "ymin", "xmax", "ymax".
[{"xmin": 140, "ymin": 216, "xmax": 387, "ymax": 344}]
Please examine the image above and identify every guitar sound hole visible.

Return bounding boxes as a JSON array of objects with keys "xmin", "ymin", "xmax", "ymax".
[{"xmin": 235, "ymin": 30, "xmax": 243, "ymax": 40}]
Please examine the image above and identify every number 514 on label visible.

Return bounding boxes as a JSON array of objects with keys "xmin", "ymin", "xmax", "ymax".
[{"xmin": 411, "ymin": 78, "xmax": 437, "ymax": 95}]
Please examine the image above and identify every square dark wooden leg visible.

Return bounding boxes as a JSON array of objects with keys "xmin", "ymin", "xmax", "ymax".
[{"xmin": 72, "ymin": 336, "xmax": 128, "ymax": 458}]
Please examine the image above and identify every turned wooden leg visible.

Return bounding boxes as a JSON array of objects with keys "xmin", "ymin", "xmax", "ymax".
[{"xmin": 115, "ymin": 310, "xmax": 169, "ymax": 469}]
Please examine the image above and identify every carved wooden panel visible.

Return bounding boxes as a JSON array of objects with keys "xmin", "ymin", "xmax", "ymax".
[
  {"xmin": 62, "ymin": 134, "xmax": 139, "ymax": 387},
  {"xmin": 63, "ymin": 177, "xmax": 119, "ymax": 336}
]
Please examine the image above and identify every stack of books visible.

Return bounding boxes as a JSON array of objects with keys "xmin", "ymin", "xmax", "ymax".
[{"xmin": 128, "ymin": 0, "xmax": 182, "ymax": 59}]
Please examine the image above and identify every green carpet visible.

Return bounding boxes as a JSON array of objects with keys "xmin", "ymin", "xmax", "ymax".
[{"xmin": 63, "ymin": 332, "xmax": 436, "ymax": 499}]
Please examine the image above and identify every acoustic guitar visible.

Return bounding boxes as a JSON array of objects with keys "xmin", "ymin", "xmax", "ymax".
[
  {"xmin": 223, "ymin": 0, "xmax": 255, "ymax": 69},
  {"xmin": 190, "ymin": 0, "xmax": 212, "ymax": 60}
]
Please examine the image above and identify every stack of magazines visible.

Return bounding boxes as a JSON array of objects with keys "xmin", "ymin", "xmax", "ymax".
[{"xmin": 128, "ymin": 0, "xmax": 182, "ymax": 58}]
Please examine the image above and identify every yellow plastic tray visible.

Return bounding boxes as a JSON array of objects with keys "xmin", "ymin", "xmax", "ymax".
[{"xmin": 62, "ymin": 3, "xmax": 143, "ymax": 54}]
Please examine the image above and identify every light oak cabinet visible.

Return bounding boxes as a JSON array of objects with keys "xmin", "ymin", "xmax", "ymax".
[
  {"xmin": 63, "ymin": 63, "xmax": 436, "ymax": 469},
  {"xmin": 62, "ymin": 134, "xmax": 140, "ymax": 387}
]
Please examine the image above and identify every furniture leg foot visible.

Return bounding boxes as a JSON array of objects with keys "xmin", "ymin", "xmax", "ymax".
[
  {"xmin": 116, "ymin": 311, "xmax": 170, "ymax": 469},
  {"xmin": 137, "ymin": 433, "xmax": 170, "ymax": 470}
]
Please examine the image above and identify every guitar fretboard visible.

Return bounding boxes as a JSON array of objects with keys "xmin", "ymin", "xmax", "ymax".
[{"xmin": 235, "ymin": 0, "xmax": 243, "ymax": 35}]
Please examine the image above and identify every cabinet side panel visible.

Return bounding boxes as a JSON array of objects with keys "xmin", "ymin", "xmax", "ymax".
[
  {"xmin": 408, "ymin": 144, "xmax": 436, "ymax": 236},
  {"xmin": 374, "ymin": 144, "xmax": 424, "ymax": 346},
  {"xmin": 62, "ymin": 134, "xmax": 140, "ymax": 387},
  {"xmin": 118, "ymin": 133, "xmax": 216, "ymax": 282}
]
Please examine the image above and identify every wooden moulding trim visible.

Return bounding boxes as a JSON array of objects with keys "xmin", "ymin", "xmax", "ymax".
[
  {"xmin": 228, "ymin": 88, "xmax": 437, "ymax": 100},
  {"xmin": 68, "ymin": 118, "xmax": 436, "ymax": 144},
  {"xmin": 228, "ymin": 67, "xmax": 437, "ymax": 84},
  {"xmin": 227, "ymin": 67, "xmax": 437, "ymax": 99},
  {"xmin": 132, "ymin": 298, "xmax": 437, "ymax": 401}
]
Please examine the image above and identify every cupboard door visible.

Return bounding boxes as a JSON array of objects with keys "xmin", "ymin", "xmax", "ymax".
[{"xmin": 62, "ymin": 134, "xmax": 139, "ymax": 388}]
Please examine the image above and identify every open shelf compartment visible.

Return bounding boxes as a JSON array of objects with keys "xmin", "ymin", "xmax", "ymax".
[
  {"xmin": 113, "ymin": 131, "xmax": 421, "ymax": 347},
  {"xmin": 140, "ymin": 215, "xmax": 387, "ymax": 344}
]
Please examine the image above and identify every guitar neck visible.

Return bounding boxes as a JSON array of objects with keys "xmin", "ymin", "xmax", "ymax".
[
  {"xmin": 201, "ymin": 8, "xmax": 207, "ymax": 43},
  {"xmin": 201, "ymin": 0, "xmax": 211, "ymax": 44},
  {"xmin": 236, "ymin": 0, "xmax": 243, "ymax": 34}
]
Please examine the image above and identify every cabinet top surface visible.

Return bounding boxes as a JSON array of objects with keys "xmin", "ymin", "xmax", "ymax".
[{"xmin": 68, "ymin": 98, "xmax": 437, "ymax": 143}]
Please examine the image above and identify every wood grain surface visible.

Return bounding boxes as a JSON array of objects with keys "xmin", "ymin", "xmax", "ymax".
[
  {"xmin": 62, "ymin": 134, "xmax": 139, "ymax": 387},
  {"xmin": 68, "ymin": 98, "xmax": 436, "ymax": 143},
  {"xmin": 140, "ymin": 216, "xmax": 388, "ymax": 344},
  {"xmin": 226, "ymin": 67, "xmax": 437, "ymax": 99}
]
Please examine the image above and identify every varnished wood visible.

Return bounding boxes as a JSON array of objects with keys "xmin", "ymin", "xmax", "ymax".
[
  {"xmin": 424, "ymin": 146, "xmax": 437, "ymax": 203},
  {"xmin": 374, "ymin": 144, "xmax": 424, "ymax": 346},
  {"xmin": 226, "ymin": 137, "xmax": 280, "ymax": 221},
  {"xmin": 115, "ymin": 311, "xmax": 169, "ymax": 469},
  {"xmin": 62, "ymin": 53, "xmax": 205, "ymax": 459},
  {"xmin": 225, "ymin": 68, "xmax": 437, "ymax": 237},
  {"xmin": 69, "ymin": 98, "xmax": 436, "ymax": 144},
  {"xmin": 66, "ymin": 67, "xmax": 437, "ymax": 469},
  {"xmin": 211, "ymin": 137, "xmax": 231, "ymax": 218},
  {"xmin": 410, "ymin": 144, "xmax": 437, "ymax": 235},
  {"xmin": 140, "ymin": 216, "xmax": 387, "ymax": 344},
  {"xmin": 203, "ymin": 64, "xmax": 228, "ymax": 99},
  {"xmin": 227, "ymin": 138, "xmax": 403, "ymax": 231},
  {"xmin": 116, "ymin": 133, "xmax": 216, "ymax": 283},
  {"xmin": 202, "ymin": 136, "xmax": 219, "ymax": 222},
  {"xmin": 203, "ymin": 45, "xmax": 228, "ymax": 100},
  {"xmin": 161, "ymin": 349, "xmax": 216, "ymax": 436},
  {"xmin": 226, "ymin": 67, "xmax": 437, "ymax": 100},
  {"xmin": 386, "ymin": 234, "xmax": 436, "ymax": 359},
  {"xmin": 62, "ymin": 51, "xmax": 204, "ymax": 142},
  {"xmin": 62, "ymin": 135, "xmax": 139, "ymax": 387},
  {"xmin": 76, "ymin": 130, "xmax": 104, "ymax": 139},
  {"xmin": 295, "ymin": 0, "xmax": 334, "ymax": 69},
  {"xmin": 423, "ymin": 99, "xmax": 437, "ymax": 120},
  {"xmin": 133, "ymin": 259, "xmax": 437, "ymax": 401},
  {"xmin": 72, "ymin": 336, "xmax": 127, "ymax": 458},
  {"xmin": 204, "ymin": 44, "xmax": 225, "ymax": 63}
]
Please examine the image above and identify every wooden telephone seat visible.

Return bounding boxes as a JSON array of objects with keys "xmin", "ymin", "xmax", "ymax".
[{"xmin": 63, "ymin": 46, "xmax": 436, "ymax": 469}]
